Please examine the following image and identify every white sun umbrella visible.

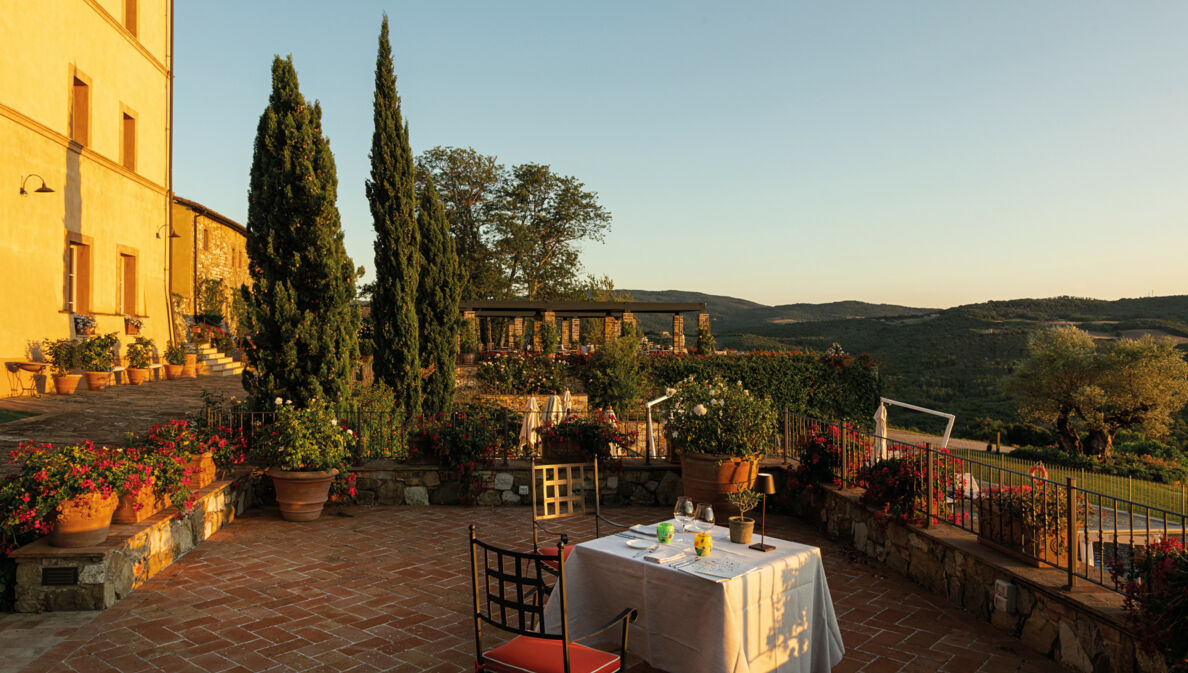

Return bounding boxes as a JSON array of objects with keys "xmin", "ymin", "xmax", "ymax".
[
  {"xmin": 561, "ymin": 388, "xmax": 573, "ymax": 414},
  {"xmin": 874, "ymin": 402, "xmax": 889, "ymax": 460},
  {"xmin": 519, "ymin": 396, "xmax": 542, "ymax": 453},
  {"xmin": 543, "ymin": 393, "xmax": 565, "ymax": 427}
]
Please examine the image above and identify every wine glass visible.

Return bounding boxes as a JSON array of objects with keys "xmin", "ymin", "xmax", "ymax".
[
  {"xmin": 674, "ymin": 496, "xmax": 694, "ymax": 531},
  {"xmin": 693, "ymin": 503, "xmax": 715, "ymax": 533}
]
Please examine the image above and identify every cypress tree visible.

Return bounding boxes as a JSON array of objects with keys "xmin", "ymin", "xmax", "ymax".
[
  {"xmin": 242, "ymin": 56, "xmax": 360, "ymax": 408},
  {"xmin": 416, "ymin": 178, "xmax": 461, "ymax": 416},
  {"xmin": 367, "ymin": 15, "xmax": 421, "ymax": 419}
]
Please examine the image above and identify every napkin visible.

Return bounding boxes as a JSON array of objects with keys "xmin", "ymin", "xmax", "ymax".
[
  {"xmin": 643, "ymin": 549, "xmax": 685, "ymax": 564},
  {"xmin": 630, "ymin": 523, "xmax": 658, "ymax": 536}
]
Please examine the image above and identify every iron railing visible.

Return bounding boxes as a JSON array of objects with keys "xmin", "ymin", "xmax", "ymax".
[{"xmin": 786, "ymin": 412, "xmax": 1188, "ymax": 594}]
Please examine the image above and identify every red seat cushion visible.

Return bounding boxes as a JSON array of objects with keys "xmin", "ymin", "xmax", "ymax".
[
  {"xmin": 537, "ymin": 545, "xmax": 574, "ymax": 570},
  {"xmin": 484, "ymin": 635, "xmax": 620, "ymax": 673}
]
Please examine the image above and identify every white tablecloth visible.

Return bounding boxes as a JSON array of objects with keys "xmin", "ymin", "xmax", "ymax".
[{"xmin": 542, "ymin": 520, "xmax": 845, "ymax": 673}]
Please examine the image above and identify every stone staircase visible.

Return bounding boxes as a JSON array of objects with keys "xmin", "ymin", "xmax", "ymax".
[{"xmin": 197, "ymin": 345, "xmax": 244, "ymax": 376}]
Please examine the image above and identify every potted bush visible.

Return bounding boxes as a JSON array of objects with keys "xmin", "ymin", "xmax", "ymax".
[
  {"xmin": 43, "ymin": 338, "xmax": 82, "ymax": 395},
  {"xmin": 726, "ymin": 488, "xmax": 759, "ymax": 543},
  {"xmin": 79, "ymin": 333, "xmax": 117, "ymax": 391},
  {"xmin": 145, "ymin": 419, "xmax": 216, "ymax": 490},
  {"xmin": 73, "ymin": 313, "xmax": 95, "ymax": 336},
  {"xmin": 0, "ymin": 441, "xmax": 133, "ymax": 549},
  {"xmin": 459, "ymin": 317, "xmax": 479, "ymax": 365},
  {"xmin": 251, "ymin": 398, "xmax": 355, "ymax": 521},
  {"xmin": 124, "ymin": 316, "xmax": 143, "ymax": 335},
  {"xmin": 976, "ymin": 476, "xmax": 1088, "ymax": 567},
  {"xmin": 163, "ymin": 342, "xmax": 186, "ymax": 379},
  {"xmin": 665, "ymin": 376, "xmax": 777, "ymax": 515},
  {"xmin": 125, "ymin": 336, "xmax": 154, "ymax": 385},
  {"xmin": 1113, "ymin": 537, "xmax": 1188, "ymax": 671},
  {"xmin": 111, "ymin": 442, "xmax": 193, "ymax": 524},
  {"xmin": 427, "ymin": 404, "xmax": 503, "ymax": 503},
  {"xmin": 539, "ymin": 411, "xmax": 636, "ymax": 463}
]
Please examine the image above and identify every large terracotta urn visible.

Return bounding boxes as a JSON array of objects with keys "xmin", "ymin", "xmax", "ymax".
[
  {"xmin": 53, "ymin": 374, "xmax": 82, "ymax": 395},
  {"xmin": 126, "ymin": 367, "xmax": 150, "ymax": 385},
  {"xmin": 679, "ymin": 452, "xmax": 758, "ymax": 517},
  {"xmin": 49, "ymin": 491, "xmax": 120, "ymax": 547},
  {"xmin": 267, "ymin": 468, "xmax": 338, "ymax": 521},
  {"xmin": 82, "ymin": 371, "xmax": 108, "ymax": 391},
  {"xmin": 164, "ymin": 364, "xmax": 184, "ymax": 380}
]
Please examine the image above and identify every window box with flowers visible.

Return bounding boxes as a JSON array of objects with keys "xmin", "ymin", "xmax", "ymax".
[
  {"xmin": 124, "ymin": 316, "xmax": 143, "ymax": 335},
  {"xmin": 665, "ymin": 376, "xmax": 777, "ymax": 515},
  {"xmin": 539, "ymin": 411, "xmax": 637, "ymax": 464},
  {"xmin": 0, "ymin": 441, "xmax": 135, "ymax": 549},
  {"xmin": 73, "ymin": 313, "xmax": 96, "ymax": 336},
  {"xmin": 250, "ymin": 398, "xmax": 356, "ymax": 521}
]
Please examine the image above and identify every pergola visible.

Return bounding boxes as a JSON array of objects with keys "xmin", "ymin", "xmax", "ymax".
[{"xmin": 458, "ymin": 300, "xmax": 710, "ymax": 353}]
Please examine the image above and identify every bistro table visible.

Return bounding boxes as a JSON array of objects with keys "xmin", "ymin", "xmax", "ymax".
[{"xmin": 542, "ymin": 520, "xmax": 844, "ymax": 673}]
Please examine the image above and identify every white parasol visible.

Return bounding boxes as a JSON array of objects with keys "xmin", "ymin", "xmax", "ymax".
[
  {"xmin": 543, "ymin": 394, "xmax": 565, "ymax": 427},
  {"xmin": 874, "ymin": 403, "xmax": 888, "ymax": 460},
  {"xmin": 561, "ymin": 388, "xmax": 573, "ymax": 414},
  {"xmin": 519, "ymin": 396, "xmax": 542, "ymax": 452}
]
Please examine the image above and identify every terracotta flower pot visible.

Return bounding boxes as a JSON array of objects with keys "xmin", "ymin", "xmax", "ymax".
[
  {"xmin": 267, "ymin": 468, "xmax": 339, "ymax": 522},
  {"xmin": 541, "ymin": 437, "xmax": 586, "ymax": 463},
  {"xmin": 49, "ymin": 491, "xmax": 119, "ymax": 547},
  {"xmin": 182, "ymin": 353, "xmax": 198, "ymax": 379},
  {"xmin": 126, "ymin": 367, "xmax": 150, "ymax": 385},
  {"xmin": 164, "ymin": 364, "xmax": 184, "ymax": 380},
  {"xmin": 185, "ymin": 451, "xmax": 217, "ymax": 490},
  {"xmin": 729, "ymin": 516, "xmax": 755, "ymax": 544},
  {"xmin": 125, "ymin": 323, "xmax": 140, "ymax": 335},
  {"xmin": 83, "ymin": 371, "xmax": 108, "ymax": 391},
  {"xmin": 53, "ymin": 374, "xmax": 82, "ymax": 395},
  {"xmin": 680, "ymin": 452, "xmax": 758, "ymax": 517},
  {"xmin": 113, "ymin": 484, "xmax": 170, "ymax": 524}
]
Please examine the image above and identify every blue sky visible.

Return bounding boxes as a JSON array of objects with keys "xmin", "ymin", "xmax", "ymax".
[{"xmin": 173, "ymin": 2, "xmax": 1188, "ymax": 308}]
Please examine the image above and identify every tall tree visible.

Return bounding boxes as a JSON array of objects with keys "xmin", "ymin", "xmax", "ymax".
[
  {"xmin": 242, "ymin": 56, "xmax": 359, "ymax": 408},
  {"xmin": 415, "ymin": 146, "xmax": 503, "ymax": 299},
  {"xmin": 367, "ymin": 15, "xmax": 421, "ymax": 418},
  {"xmin": 415, "ymin": 179, "xmax": 461, "ymax": 416}
]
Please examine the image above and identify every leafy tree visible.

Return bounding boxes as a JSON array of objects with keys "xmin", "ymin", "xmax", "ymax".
[
  {"xmin": 242, "ymin": 56, "xmax": 360, "ymax": 408},
  {"xmin": 367, "ymin": 15, "xmax": 421, "ymax": 419},
  {"xmin": 585, "ymin": 323, "xmax": 646, "ymax": 413},
  {"xmin": 415, "ymin": 146, "xmax": 504, "ymax": 299},
  {"xmin": 1008, "ymin": 326, "xmax": 1097, "ymax": 454},
  {"xmin": 490, "ymin": 163, "xmax": 611, "ymax": 300},
  {"xmin": 416, "ymin": 179, "xmax": 461, "ymax": 416}
]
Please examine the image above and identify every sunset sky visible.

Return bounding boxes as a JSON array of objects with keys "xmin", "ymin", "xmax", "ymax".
[{"xmin": 173, "ymin": 2, "xmax": 1188, "ymax": 308}]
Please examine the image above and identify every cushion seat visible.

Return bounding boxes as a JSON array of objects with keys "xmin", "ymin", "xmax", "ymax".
[
  {"xmin": 484, "ymin": 635, "xmax": 620, "ymax": 673},
  {"xmin": 537, "ymin": 545, "xmax": 574, "ymax": 570}
]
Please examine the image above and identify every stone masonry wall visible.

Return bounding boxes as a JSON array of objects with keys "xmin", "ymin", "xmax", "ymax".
[{"xmin": 789, "ymin": 483, "xmax": 1166, "ymax": 673}]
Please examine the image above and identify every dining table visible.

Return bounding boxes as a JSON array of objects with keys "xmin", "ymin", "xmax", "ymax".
[{"xmin": 542, "ymin": 519, "xmax": 845, "ymax": 673}]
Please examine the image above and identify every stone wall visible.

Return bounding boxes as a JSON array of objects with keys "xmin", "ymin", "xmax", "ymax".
[
  {"xmin": 789, "ymin": 482, "xmax": 1166, "ymax": 673},
  {"xmin": 350, "ymin": 461, "xmax": 683, "ymax": 509}
]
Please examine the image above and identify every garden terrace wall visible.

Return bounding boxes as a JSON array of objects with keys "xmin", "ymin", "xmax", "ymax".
[
  {"xmin": 349, "ymin": 460, "xmax": 682, "ymax": 509},
  {"xmin": 8, "ymin": 470, "xmax": 253, "ymax": 613},
  {"xmin": 785, "ymin": 477, "xmax": 1166, "ymax": 673},
  {"xmin": 479, "ymin": 393, "xmax": 589, "ymax": 414}
]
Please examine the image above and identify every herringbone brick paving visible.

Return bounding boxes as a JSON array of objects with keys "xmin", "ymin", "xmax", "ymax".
[{"xmin": 3, "ymin": 506, "xmax": 1061, "ymax": 673}]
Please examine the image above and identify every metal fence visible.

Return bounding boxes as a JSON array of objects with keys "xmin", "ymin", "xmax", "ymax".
[{"xmin": 786, "ymin": 412, "xmax": 1188, "ymax": 594}]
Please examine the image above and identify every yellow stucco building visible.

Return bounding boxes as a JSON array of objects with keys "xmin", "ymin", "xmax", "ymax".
[{"xmin": 1, "ymin": 1, "xmax": 175, "ymax": 394}]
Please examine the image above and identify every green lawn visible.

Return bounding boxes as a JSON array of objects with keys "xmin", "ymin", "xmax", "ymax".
[{"xmin": 0, "ymin": 409, "xmax": 36, "ymax": 424}]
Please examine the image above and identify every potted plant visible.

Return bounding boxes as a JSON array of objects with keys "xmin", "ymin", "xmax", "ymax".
[
  {"xmin": 976, "ymin": 476, "xmax": 1088, "ymax": 567},
  {"xmin": 79, "ymin": 333, "xmax": 117, "ymax": 391},
  {"xmin": 665, "ymin": 376, "xmax": 777, "ymax": 516},
  {"xmin": 459, "ymin": 317, "xmax": 479, "ymax": 365},
  {"xmin": 726, "ymin": 489, "xmax": 759, "ymax": 543},
  {"xmin": 73, "ymin": 313, "xmax": 95, "ymax": 336},
  {"xmin": 111, "ymin": 442, "xmax": 193, "ymax": 524},
  {"xmin": 427, "ymin": 403, "xmax": 503, "ymax": 504},
  {"xmin": 145, "ymin": 419, "xmax": 216, "ymax": 490},
  {"xmin": 539, "ymin": 411, "xmax": 636, "ymax": 463},
  {"xmin": 182, "ymin": 343, "xmax": 198, "ymax": 378},
  {"xmin": 163, "ymin": 342, "xmax": 186, "ymax": 379},
  {"xmin": 43, "ymin": 338, "xmax": 82, "ymax": 395},
  {"xmin": 251, "ymin": 398, "xmax": 355, "ymax": 521},
  {"xmin": 0, "ymin": 441, "xmax": 133, "ymax": 549},
  {"xmin": 125, "ymin": 336, "xmax": 154, "ymax": 385},
  {"xmin": 124, "ymin": 316, "xmax": 143, "ymax": 335}
]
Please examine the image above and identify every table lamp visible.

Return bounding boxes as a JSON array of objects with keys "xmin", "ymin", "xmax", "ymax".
[{"xmin": 749, "ymin": 472, "xmax": 776, "ymax": 552}]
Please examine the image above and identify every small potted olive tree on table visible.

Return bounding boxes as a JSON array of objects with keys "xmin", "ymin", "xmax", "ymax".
[{"xmin": 726, "ymin": 488, "xmax": 759, "ymax": 544}]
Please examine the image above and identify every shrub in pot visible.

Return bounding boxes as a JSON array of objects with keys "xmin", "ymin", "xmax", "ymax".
[
  {"xmin": 426, "ymin": 403, "xmax": 503, "ymax": 503},
  {"xmin": 79, "ymin": 333, "xmax": 117, "ymax": 391},
  {"xmin": 163, "ymin": 341, "xmax": 186, "ymax": 379},
  {"xmin": 726, "ymin": 488, "xmax": 759, "ymax": 544},
  {"xmin": 539, "ymin": 410, "xmax": 636, "ymax": 464},
  {"xmin": 125, "ymin": 336, "xmax": 154, "ymax": 385},
  {"xmin": 1113, "ymin": 537, "xmax": 1188, "ymax": 671},
  {"xmin": 250, "ymin": 397, "xmax": 356, "ymax": 521},
  {"xmin": 43, "ymin": 337, "xmax": 82, "ymax": 394},
  {"xmin": 459, "ymin": 317, "xmax": 479, "ymax": 365},
  {"xmin": 665, "ymin": 376, "xmax": 776, "ymax": 515}
]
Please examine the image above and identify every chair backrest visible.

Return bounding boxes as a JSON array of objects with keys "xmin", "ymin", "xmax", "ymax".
[
  {"xmin": 469, "ymin": 526, "xmax": 572, "ymax": 670},
  {"xmin": 530, "ymin": 460, "xmax": 605, "ymax": 549}
]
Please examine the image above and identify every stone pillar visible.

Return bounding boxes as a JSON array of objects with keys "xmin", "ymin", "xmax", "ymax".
[
  {"xmin": 571, "ymin": 317, "xmax": 581, "ymax": 348},
  {"xmin": 603, "ymin": 315, "xmax": 619, "ymax": 344},
  {"xmin": 561, "ymin": 319, "xmax": 571, "ymax": 351},
  {"xmin": 698, "ymin": 312, "xmax": 710, "ymax": 332},
  {"xmin": 672, "ymin": 314, "xmax": 685, "ymax": 352},
  {"xmin": 621, "ymin": 311, "xmax": 636, "ymax": 335},
  {"xmin": 513, "ymin": 317, "xmax": 524, "ymax": 350}
]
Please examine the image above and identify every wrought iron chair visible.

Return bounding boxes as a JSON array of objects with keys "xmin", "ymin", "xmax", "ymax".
[
  {"xmin": 469, "ymin": 525, "xmax": 637, "ymax": 673},
  {"xmin": 529, "ymin": 459, "xmax": 626, "ymax": 568}
]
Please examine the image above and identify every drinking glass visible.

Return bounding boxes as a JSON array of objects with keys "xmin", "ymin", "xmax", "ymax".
[
  {"xmin": 693, "ymin": 503, "xmax": 715, "ymax": 532},
  {"xmin": 674, "ymin": 496, "xmax": 695, "ymax": 530}
]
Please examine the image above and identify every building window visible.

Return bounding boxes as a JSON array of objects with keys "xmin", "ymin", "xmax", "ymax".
[
  {"xmin": 121, "ymin": 111, "xmax": 136, "ymax": 171},
  {"xmin": 71, "ymin": 75, "xmax": 89, "ymax": 146},
  {"xmin": 119, "ymin": 254, "xmax": 137, "ymax": 315},
  {"xmin": 67, "ymin": 243, "xmax": 91, "ymax": 313},
  {"xmin": 124, "ymin": 0, "xmax": 138, "ymax": 37}
]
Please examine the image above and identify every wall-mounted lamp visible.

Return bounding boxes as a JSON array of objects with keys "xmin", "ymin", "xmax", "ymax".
[
  {"xmin": 19, "ymin": 174, "xmax": 54, "ymax": 195},
  {"xmin": 155, "ymin": 223, "xmax": 181, "ymax": 239}
]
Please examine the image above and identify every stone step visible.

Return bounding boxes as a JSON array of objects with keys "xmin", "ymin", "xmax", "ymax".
[{"xmin": 201, "ymin": 355, "xmax": 233, "ymax": 366}]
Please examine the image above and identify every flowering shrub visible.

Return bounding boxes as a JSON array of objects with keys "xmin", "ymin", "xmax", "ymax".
[
  {"xmin": 477, "ymin": 352, "xmax": 566, "ymax": 394},
  {"xmin": 1112, "ymin": 537, "xmax": 1188, "ymax": 671},
  {"xmin": 425, "ymin": 403, "xmax": 504, "ymax": 502},
  {"xmin": 664, "ymin": 376, "xmax": 776, "ymax": 460},
  {"xmin": 0, "ymin": 441, "xmax": 133, "ymax": 552},
  {"xmin": 250, "ymin": 398, "xmax": 355, "ymax": 472},
  {"xmin": 124, "ymin": 316, "xmax": 144, "ymax": 329},
  {"xmin": 540, "ymin": 411, "xmax": 637, "ymax": 463},
  {"xmin": 164, "ymin": 341, "xmax": 187, "ymax": 366},
  {"xmin": 72, "ymin": 313, "xmax": 96, "ymax": 333},
  {"xmin": 786, "ymin": 423, "xmax": 874, "ymax": 492},
  {"xmin": 125, "ymin": 336, "xmax": 155, "ymax": 368}
]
